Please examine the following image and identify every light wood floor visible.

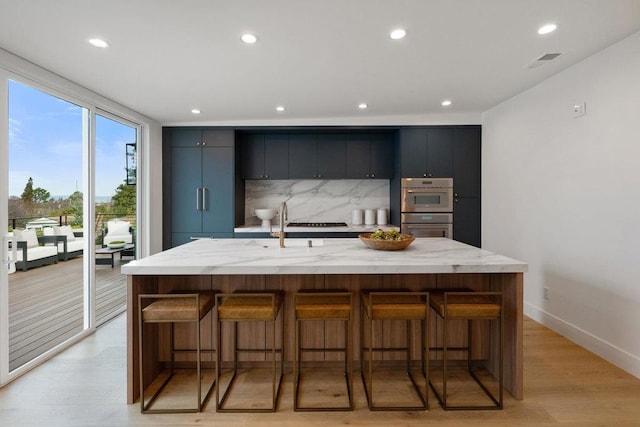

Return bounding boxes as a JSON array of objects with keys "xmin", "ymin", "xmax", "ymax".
[
  {"xmin": 1, "ymin": 315, "xmax": 639, "ymax": 426},
  {"xmin": 8, "ymin": 254, "xmax": 128, "ymax": 371}
]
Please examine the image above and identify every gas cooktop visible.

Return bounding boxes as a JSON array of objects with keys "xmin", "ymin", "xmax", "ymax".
[{"xmin": 286, "ymin": 222, "xmax": 348, "ymax": 228}]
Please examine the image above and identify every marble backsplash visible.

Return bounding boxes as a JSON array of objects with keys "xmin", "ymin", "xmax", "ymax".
[{"xmin": 244, "ymin": 180, "xmax": 390, "ymax": 225}]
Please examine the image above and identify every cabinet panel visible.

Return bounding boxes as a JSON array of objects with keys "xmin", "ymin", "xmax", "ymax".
[
  {"xmin": 202, "ymin": 129, "xmax": 234, "ymax": 147},
  {"xmin": 453, "ymin": 197, "xmax": 480, "ymax": 247},
  {"xmin": 317, "ymin": 134, "xmax": 346, "ymax": 179},
  {"xmin": 345, "ymin": 134, "xmax": 370, "ymax": 178},
  {"xmin": 170, "ymin": 146, "xmax": 202, "ymax": 233},
  {"xmin": 369, "ymin": 133, "xmax": 394, "ymax": 179},
  {"xmin": 399, "ymin": 129, "xmax": 428, "ymax": 177},
  {"xmin": 264, "ymin": 134, "xmax": 289, "ymax": 179},
  {"xmin": 453, "ymin": 127, "xmax": 481, "ymax": 197},
  {"xmin": 202, "ymin": 146, "xmax": 234, "ymax": 232},
  {"xmin": 288, "ymin": 134, "xmax": 317, "ymax": 179},
  {"xmin": 241, "ymin": 134, "xmax": 265, "ymax": 179},
  {"xmin": 170, "ymin": 129, "xmax": 202, "ymax": 147},
  {"xmin": 427, "ymin": 128, "xmax": 453, "ymax": 177}
]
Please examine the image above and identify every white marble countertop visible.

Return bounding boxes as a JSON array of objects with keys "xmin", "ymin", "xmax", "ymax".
[
  {"xmin": 122, "ymin": 237, "xmax": 527, "ymax": 276},
  {"xmin": 234, "ymin": 224, "xmax": 399, "ymax": 233}
]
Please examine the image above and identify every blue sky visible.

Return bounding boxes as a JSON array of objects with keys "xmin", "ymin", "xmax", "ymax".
[{"xmin": 8, "ymin": 80, "xmax": 136, "ymax": 199}]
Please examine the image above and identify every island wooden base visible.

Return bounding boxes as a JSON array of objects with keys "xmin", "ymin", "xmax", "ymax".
[{"xmin": 127, "ymin": 272, "xmax": 523, "ymax": 404}]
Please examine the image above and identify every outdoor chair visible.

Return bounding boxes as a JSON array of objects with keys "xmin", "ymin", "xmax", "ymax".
[
  {"xmin": 102, "ymin": 219, "xmax": 134, "ymax": 246},
  {"xmin": 42, "ymin": 225, "xmax": 84, "ymax": 261},
  {"xmin": 12, "ymin": 228, "xmax": 58, "ymax": 271}
]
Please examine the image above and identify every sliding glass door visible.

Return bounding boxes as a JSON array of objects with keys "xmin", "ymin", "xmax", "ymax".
[
  {"xmin": 0, "ymin": 77, "xmax": 141, "ymax": 384},
  {"xmin": 5, "ymin": 80, "xmax": 89, "ymax": 373},
  {"xmin": 95, "ymin": 113, "xmax": 138, "ymax": 325}
]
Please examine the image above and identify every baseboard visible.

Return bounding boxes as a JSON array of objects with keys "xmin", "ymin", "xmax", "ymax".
[{"xmin": 525, "ymin": 302, "xmax": 640, "ymax": 379}]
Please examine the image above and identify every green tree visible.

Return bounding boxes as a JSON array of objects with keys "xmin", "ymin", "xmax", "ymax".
[
  {"xmin": 111, "ymin": 183, "xmax": 136, "ymax": 215},
  {"xmin": 33, "ymin": 187, "xmax": 51, "ymax": 204},
  {"xmin": 68, "ymin": 190, "xmax": 83, "ymax": 226},
  {"xmin": 20, "ymin": 177, "xmax": 37, "ymax": 215}
]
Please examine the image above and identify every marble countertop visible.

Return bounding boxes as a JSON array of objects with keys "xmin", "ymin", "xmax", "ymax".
[
  {"xmin": 234, "ymin": 224, "xmax": 399, "ymax": 233},
  {"xmin": 121, "ymin": 237, "xmax": 527, "ymax": 276}
]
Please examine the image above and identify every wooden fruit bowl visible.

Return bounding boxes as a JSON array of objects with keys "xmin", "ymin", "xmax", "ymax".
[{"xmin": 358, "ymin": 233, "xmax": 415, "ymax": 251}]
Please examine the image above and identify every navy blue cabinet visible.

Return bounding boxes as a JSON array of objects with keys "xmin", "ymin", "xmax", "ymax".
[
  {"xmin": 453, "ymin": 127, "xmax": 481, "ymax": 197},
  {"xmin": 399, "ymin": 128, "xmax": 453, "ymax": 178},
  {"xmin": 345, "ymin": 133, "xmax": 394, "ymax": 179},
  {"xmin": 169, "ymin": 129, "xmax": 234, "ymax": 247},
  {"xmin": 453, "ymin": 196, "xmax": 480, "ymax": 248},
  {"xmin": 289, "ymin": 133, "xmax": 347, "ymax": 179},
  {"xmin": 240, "ymin": 133, "xmax": 289, "ymax": 179}
]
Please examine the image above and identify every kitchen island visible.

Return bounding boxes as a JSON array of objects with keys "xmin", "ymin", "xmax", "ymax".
[{"xmin": 122, "ymin": 237, "xmax": 527, "ymax": 404}]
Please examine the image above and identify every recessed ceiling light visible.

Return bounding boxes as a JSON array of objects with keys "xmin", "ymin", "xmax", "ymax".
[
  {"xmin": 276, "ymin": 106, "xmax": 285, "ymax": 112},
  {"xmin": 390, "ymin": 29, "xmax": 407, "ymax": 40},
  {"xmin": 358, "ymin": 103, "xmax": 368, "ymax": 109},
  {"xmin": 538, "ymin": 23, "xmax": 557, "ymax": 35},
  {"xmin": 241, "ymin": 33, "xmax": 258, "ymax": 44},
  {"xmin": 191, "ymin": 109, "xmax": 201, "ymax": 114},
  {"xmin": 441, "ymin": 100, "xmax": 452, "ymax": 107},
  {"xmin": 88, "ymin": 38, "xmax": 109, "ymax": 48}
]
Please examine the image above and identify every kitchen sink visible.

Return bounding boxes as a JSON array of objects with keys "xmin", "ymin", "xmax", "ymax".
[{"xmin": 256, "ymin": 239, "xmax": 325, "ymax": 248}]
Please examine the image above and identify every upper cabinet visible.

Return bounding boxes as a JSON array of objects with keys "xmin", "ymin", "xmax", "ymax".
[
  {"xmin": 289, "ymin": 133, "xmax": 347, "ymax": 179},
  {"xmin": 345, "ymin": 133, "xmax": 394, "ymax": 179},
  {"xmin": 399, "ymin": 128, "xmax": 453, "ymax": 178},
  {"xmin": 240, "ymin": 133, "xmax": 289, "ymax": 179}
]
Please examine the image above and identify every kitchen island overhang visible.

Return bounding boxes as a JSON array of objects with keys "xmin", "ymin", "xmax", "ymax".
[{"xmin": 123, "ymin": 238, "xmax": 527, "ymax": 405}]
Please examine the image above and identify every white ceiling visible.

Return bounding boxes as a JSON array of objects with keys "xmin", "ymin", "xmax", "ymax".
[{"xmin": 1, "ymin": 0, "xmax": 639, "ymax": 125}]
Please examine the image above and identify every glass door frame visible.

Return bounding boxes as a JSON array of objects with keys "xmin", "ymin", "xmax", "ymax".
[{"xmin": 0, "ymin": 71, "xmax": 144, "ymax": 386}]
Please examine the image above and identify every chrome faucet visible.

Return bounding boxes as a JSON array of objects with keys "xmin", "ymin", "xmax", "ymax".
[{"xmin": 271, "ymin": 201, "xmax": 288, "ymax": 247}]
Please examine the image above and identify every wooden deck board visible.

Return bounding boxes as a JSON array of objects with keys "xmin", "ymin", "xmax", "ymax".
[{"xmin": 7, "ymin": 254, "xmax": 128, "ymax": 372}]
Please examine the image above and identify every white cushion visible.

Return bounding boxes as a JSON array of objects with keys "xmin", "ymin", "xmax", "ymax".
[
  {"xmin": 43, "ymin": 227, "xmax": 54, "ymax": 236},
  {"xmin": 15, "ymin": 229, "xmax": 39, "ymax": 248},
  {"xmin": 15, "ymin": 245, "xmax": 57, "ymax": 262},
  {"xmin": 54, "ymin": 225, "xmax": 76, "ymax": 242},
  {"xmin": 108, "ymin": 220, "xmax": 130, "ymax": 236},
  {"xmin": 58, "ymin": 239, "xmax": 84, "ymax": 253}
]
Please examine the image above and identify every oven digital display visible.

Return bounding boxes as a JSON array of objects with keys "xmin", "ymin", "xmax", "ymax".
[{"xmin": 414, "ymin": 195, "xmax": 441, "ymax": 205}]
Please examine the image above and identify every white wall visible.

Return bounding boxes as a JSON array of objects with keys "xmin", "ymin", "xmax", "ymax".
[{"xmin": 482, "ymin": 31, "xmax": 640, "ymax": 378}]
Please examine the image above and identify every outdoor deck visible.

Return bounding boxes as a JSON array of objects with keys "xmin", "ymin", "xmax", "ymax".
[{"xmin": 8, "ymin": 254, "xmax": 128, "ymax": 372}]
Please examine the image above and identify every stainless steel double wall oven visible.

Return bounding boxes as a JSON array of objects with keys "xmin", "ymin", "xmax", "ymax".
[{"xmin": 401, "ymin": 178, "xmax": 453, "ymax": 238}]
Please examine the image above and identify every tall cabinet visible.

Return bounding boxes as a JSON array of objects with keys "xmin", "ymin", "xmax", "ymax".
[{"xmin": 165, "ymin": 129, "xmax": 235, "ymax": 247}]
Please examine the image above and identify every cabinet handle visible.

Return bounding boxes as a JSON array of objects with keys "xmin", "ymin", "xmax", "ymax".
[
  {"xmin": 318, "ymin": 174, "xmax": 322, "ymax": 178},
  {"xmin": 196, "ymin": 187, "xmax": 201, "ymax": 211},
  {"xmin": 202, "ymin": 142, "xmax": 206, "ymax": 146},
  {"xmin": 366, "ymin": 174, "xmax": 370, "ymax": 178},
  {"xmin": 454, "ymin": 193, "xmax": 458, "ymax": 197},
  {"xmin": 423, "ymin": 173, "xmax": 427, "ymax": 177},
  {"xmin": 202, "ymin": 187, "xmax": 207, "ymax": 211},
  {"xmin": 455, "ymin": 198, "xmax": 459, "ymax": 203},
  {"xmin": 371, "ymin": 174, "xmax": 375, "ymax": 178},
  {"xmin": 265, "ymin": 175, "xmax": 269, "ymax": 178}
]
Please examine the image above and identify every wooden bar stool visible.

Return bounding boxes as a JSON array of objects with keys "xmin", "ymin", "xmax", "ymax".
[
  {"xmin": 294, "ymin": 291, "xmax": 353, "ymax": 411},
  {"xmin": 428, "ymin": 290, "xmax": 504, "ymax": 410},
  {"xmin": 138, "ymin": 292, "xmax": 216, "ymax": 413},
  {"xmin": 215, "ymin": 291, "xmax": 284, "ymax": 412},
  {"xmin": 360, "ymin": 289, "xmax": 429, "ymax": 411}
]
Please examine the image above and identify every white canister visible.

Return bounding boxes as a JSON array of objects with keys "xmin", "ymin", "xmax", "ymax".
[
  {"xmin": 352, "ymin": 209, "xmax": 364, "ymax": 225},
  {"xmin": 377, "ymin": 208, "xmax": 388, "ymax": 225},
  {"xmin": 364, "ymin": 209, "xmax": 376, "ymax": 225}
]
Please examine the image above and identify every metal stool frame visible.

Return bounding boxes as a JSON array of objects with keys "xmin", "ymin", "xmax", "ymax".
[
  {"xmin": 360, "ymin": 290, "xmax": 430, "ymax": 411},
  {"xmin": 215, "ymin": 292, "xmax": 284, "ymax": 413},
  {"xmin": 138, "ymin": 293, "xmax": 216, "ymax": 414},
  {"xmin": 293, "ymin": 291, "xmax": 354, "ymax": 411},
  {"xmin": 429, "ymin": 291, "xmax": 504, "ymax": 410}
]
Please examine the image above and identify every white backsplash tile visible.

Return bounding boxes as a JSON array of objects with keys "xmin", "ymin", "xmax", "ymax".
[{"xmin": 244, "ymin": 180, "xmax": 389, "ymax": 225}]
